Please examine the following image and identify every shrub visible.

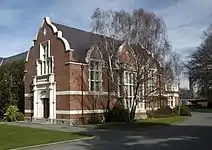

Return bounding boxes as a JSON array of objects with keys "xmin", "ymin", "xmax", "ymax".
[
  {"xmin": 207, "ymin": 102, "xmax": 212, "ymax": 108},
  {"xmin": 3, "ymin": 105, "xmax": 24, "ymax": 122},
  {"xmin": 87, "ymin": 114, "xmax": 103, "ymax": 124},
  {"xmin": 147, "ymin": 106, "xmax": 174, "ymax": 118},
  {"xmin": 173, "ymin": 105, "xmax": 191, "ymax": 116},
  {"xmin": 104, "ymin": 105, "xmax": 129, "ymax": 122}
]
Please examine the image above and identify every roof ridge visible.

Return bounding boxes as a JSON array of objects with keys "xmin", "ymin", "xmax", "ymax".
[
  {"xmin": 5, "ymin": 51, "xmax": 28, "ymax": 59},
  {"xmin": 52, "ymin": 22, "xmax": 93, "ymax": 34}
]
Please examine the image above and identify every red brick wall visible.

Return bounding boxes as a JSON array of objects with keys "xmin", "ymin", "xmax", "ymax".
[{"xmin": 56, "ymin": 95, "xmax": 70, "ymax": 110}]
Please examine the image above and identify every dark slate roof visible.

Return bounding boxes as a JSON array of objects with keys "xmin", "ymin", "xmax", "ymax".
[
  {"xmin": 1, "ymin": 51, "xmax": 27, "ymax": 65},
  {"xmin": 52, "ymin": 22, "xmax": 123, "ymax": 63}
]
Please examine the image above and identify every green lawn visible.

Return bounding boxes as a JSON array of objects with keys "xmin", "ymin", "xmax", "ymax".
[
  {"xmin": 192, "ymin": 108, "xmax": 212, "ymax": 113},
  {"xmin": 0, "ymin": 124, "xmax": 89, "ymax": 149},
  {"xmin": 80, "ymin": 116, "xmax": 188, "ymax": 130}
]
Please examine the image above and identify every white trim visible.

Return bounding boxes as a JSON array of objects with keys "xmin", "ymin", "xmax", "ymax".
[
  {"xmin": 56, "ymin": 109, "xmax": 106, "ymax": 115},
  {"xmin": 25, "ymin": 109, "xmax": 33, "ymax": 113},
  {"xmin": 56, "ymin": 31, "xmax": 74, "ymax": 51},
  {"xmin": 65, "ymin": 61, "xmax": 88, "ymax": 66},
  {"xmin": 166, "ymin": 93, "xmax": 179, "ymax": 97},
  {"xmin": 25, "ymin": 109, "xmax": 146, "ymax": 115},
  {"xmin": 45, "ymin": 17, "xmax": 73, "ymax": 52},
  {"xmin": 0, "ymin": 59, "xmax": 3, "ymax": 66},
  {"xmin": 32, "ymin": 17, "xmax": 73, "ymax": 52},
  {"xmin": 56, "ymin": 91, "xmax": 109, "ymax": 96},
  {"xmin": 25, "ymin": 93, "xmax": 33, "ymax": 97},
  {"xmin": 25, "ymin": 49, "xmax": 30, "ymax": 62},
  {"xmin": 25, "ymin": 91, "xmax": 115, "ymax": 97},
  {"xmin": 85, "ymin": 45, "xmax": 103, "ymax": 63},
  {"xmin": 45, "ymin": 17, "xmax": 58, "ymax": 33},
  {"xmin": 118, "ymin": 43, "xmax": 126, "ymax": 55},
  {"xmin": 24, "ymin": 109, "xmax": 106, "ymax": 115}
]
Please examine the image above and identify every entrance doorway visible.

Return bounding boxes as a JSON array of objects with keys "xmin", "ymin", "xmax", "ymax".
[{"xmin": 43, "ymin": 98, "xmax": 50, "ymax": 119}]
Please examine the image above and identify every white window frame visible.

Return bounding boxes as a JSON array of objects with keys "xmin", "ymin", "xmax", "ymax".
[
  {"xmin": 169, "ymin": 96, "xmax": 174, "ymax": 107},
  {"xmin": 124, "ymin": 71, "xmax": 136, "ymax": 108},
  {"xmin": 89, "ymin": 59, "xmax": 102, "ymax": 92},
  {"xmin": 37, "ymin": 40, "xmax": 53, "ymax": 76},
  {"xmin": 147, "ymin": 69, "xmax": 157, "ymax": 93}
]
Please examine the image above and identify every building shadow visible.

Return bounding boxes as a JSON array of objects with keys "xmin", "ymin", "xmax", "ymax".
[{"xmin": 73, "ymin": 123, "xmax": 212, "ymax": 150}]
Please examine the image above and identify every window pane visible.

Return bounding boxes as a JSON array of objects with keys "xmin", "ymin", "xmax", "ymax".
[
  {"xmin": 95, "ymin": 62, "xmax": 99, "ymax": 70},
  {"xmin": 40, "ymin": 62, "xmax": 43, "ymax": 75},
  {"xmin": 49, "ymin": 59, "xmax": 52, "ymax": 73},
  {"xmin": 47, "ymin": 60, "xmax": 49, "ymax": 74},
  {"xmin": 43, "ymin": 61, "xmax": 46, "ymax": 74},
  {"xmin": 47, "ymin": 44, "xmax": 49, "ymax": 57},
  {"xmin": 43, "ymin": 45, "xmax": 47, "ymax": 54},
  {"xmin": 129, "ymin": 98, "xmax": 132, "ymax": 108},
  {"xmin": 90, "ymin": 71, "xmax": 94, "ymax": 80},
  {"xmin": 125, "ymin": 72, "xmax": 128, "ymax": 84},
  {"xmin": 90, "ymin": 81, "xmax": 94, "ymax": 91},
  {"xmin": 96, "ymin": 82, "xmax": 100, "ymax": 91},
  {"xmin": 95, "ymin": 72, "xmax": 100, "ymax": 81},
  {"xmin": 130, "ymin": 85, "xmax": 132, "ymax": 96},
  {"xmin": 129, "ymin": 73, "xmax": 132, "ymax": 84},
  {"xmin": 90, "ymin": 61, "xmax": 94, "ymax": 69}
]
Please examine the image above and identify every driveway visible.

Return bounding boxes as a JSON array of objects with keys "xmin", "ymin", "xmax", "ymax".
[{"xmin": 13, "ymin": 112, "xmax": 212, "ymax": 150}]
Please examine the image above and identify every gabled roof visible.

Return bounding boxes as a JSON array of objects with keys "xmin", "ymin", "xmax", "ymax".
[
  {"xmin": 52, "ymin": 21, "xmax": 155, "ymax": 65},
  {"xmin": 0, "ymin": 52, "xmax": 27, "ymax": 66},
  {"xmin": 52, "ymin": 22, "xmax": 122, "ymax": 63}
]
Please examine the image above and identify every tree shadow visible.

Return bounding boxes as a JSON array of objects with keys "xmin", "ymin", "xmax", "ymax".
[{"xmin": 72, "ymin": 123, "xmax": 212, "ymax": 150}]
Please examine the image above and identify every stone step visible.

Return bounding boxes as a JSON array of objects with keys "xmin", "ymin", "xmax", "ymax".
[{"xmin": 31, "ymin": 118, "xmax": 51, "ymax": 124}]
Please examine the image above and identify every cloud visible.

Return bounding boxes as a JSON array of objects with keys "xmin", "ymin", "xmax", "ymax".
[
  {"xmin": 1, "ymin": 0, "xmax": 212, "ymax": 88},
  {"xmin": 153, "ymin": 0, "xmax": 212, "ymax": 54}
]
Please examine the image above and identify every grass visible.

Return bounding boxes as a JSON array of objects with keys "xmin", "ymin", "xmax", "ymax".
[
  {"xmin": 144, "ymin": 115, "xmax": 188, "ymax": 124},
  {"xmin": 0, "ymin": 124, "xmax": 89, "ymax": 150},
  {"xmin": 80, "ymin": 116, "xmax": 188, "ymax": 130},
  {"xmin": 192, "ymin": 108, "xmax": 212, "ymax": 113}
]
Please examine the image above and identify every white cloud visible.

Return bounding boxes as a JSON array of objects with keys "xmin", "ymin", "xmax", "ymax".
[
  {"xmin": 1, "ymin": 0, "xmax": 212, "ymax": 88},
  {"xmin": 154, "ymin": 0, "xmax": 212, "ymax": 54}
]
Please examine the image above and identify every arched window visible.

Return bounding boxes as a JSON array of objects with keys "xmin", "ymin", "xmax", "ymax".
[{"xmin": 87, "ymin": 46, "xmax": 103, "ymax": 92}]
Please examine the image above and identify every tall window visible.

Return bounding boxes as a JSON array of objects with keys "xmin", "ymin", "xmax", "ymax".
[
  {"xmin": 89, "ymin": 60, "xmax": 102, "ymax": 91},
  {"xmin": 39, "ymin": 41, "xmax": 53, "ymax": 76},
  {"xmin": 147, "ymin": 70, "xmax": 155, "ymax": 93},
  {"xmin": 124, "ymin": 71, "xmax": 135, "ymax": 108},
  {"xmin": 169, "ymin": 96, "xmax": 174, "ymax": 107}
]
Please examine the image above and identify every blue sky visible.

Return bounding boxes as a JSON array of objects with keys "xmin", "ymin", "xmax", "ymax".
[{"xmin": 0, "ymin": 0, "xmax": 212, "ymax": 88}]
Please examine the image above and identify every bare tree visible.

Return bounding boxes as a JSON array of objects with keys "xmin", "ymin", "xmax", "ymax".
[{"xmin": 90, "ymin": 8, "xmax": 180, "ymax": 122}]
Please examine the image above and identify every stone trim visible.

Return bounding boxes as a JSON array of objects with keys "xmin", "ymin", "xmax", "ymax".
[
  {"xmin": 25, "ymin": 91, "xmax": 113, "ymax": 97},
  {"xmin": 25, "ymin": 108, "xmax": 146, "ymax": 115}
]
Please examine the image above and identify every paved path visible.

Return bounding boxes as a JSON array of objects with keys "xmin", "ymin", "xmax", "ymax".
[{"xmin": 8, "ymin": 112, "xmax": 212, "ymax": 150}]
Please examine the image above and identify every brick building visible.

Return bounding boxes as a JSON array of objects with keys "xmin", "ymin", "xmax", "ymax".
[{"xmin": 0, "ymin": 17, "xmax": 179, "ymax": 124}]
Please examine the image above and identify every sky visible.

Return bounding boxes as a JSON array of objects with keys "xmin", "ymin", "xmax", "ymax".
[{"xmin": 0, "ymin": 0, "xmax": 212, "ymax": 88}]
